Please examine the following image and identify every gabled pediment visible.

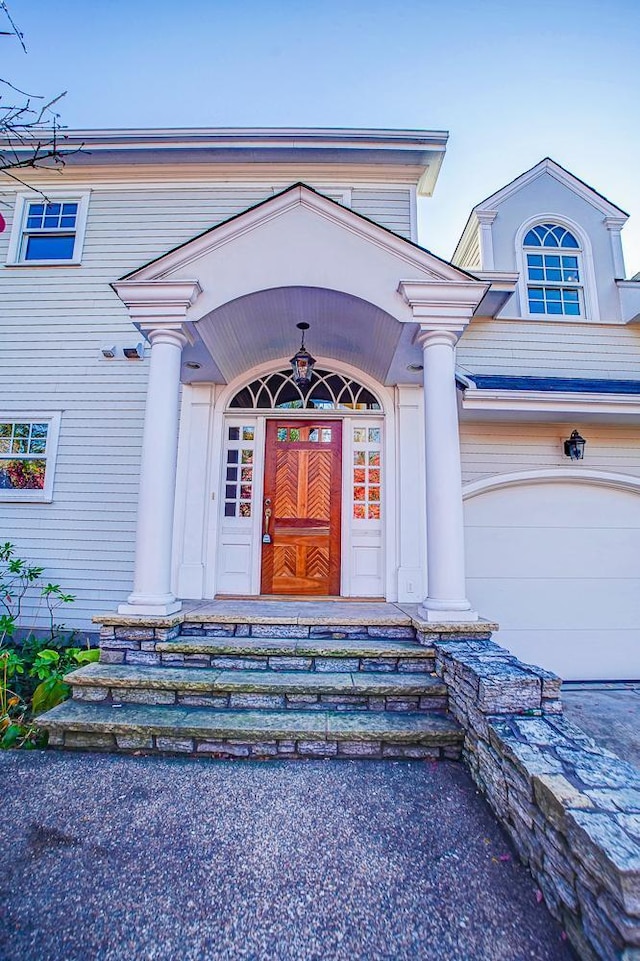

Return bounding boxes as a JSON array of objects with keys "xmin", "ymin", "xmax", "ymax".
[
  {"xmin": 119, "ymin": 183, "xmax": 475, "ymax": 324},
  {"xmin": 473, "ymin": 158, "xmax": 628, "ymax": 220},
  {"xmin": 113, "ymin": 183, "xmax": 491, "ymax": 386}
]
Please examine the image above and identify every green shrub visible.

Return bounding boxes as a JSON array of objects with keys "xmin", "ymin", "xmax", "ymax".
[{"xmin": 0, "ymin": 542, "xmax": 98, "ymax": 748}]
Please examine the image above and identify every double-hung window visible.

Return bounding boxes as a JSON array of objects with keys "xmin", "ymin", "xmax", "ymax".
[
  {"xmin": 6, "ymin": 192, "xmax": 90, "ymax": 265},
  {"xmin": 523, "ymin": 223, "xmax": 582, "ymax": 317},
  {"xmin": 0, "ymin": 414, "xmax": 61, "ymax": 502}
]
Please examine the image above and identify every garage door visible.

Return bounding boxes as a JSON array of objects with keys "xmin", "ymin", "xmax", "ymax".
[{"xmin": 464, "ymin": 478, "xmax": 640, "ymax": 681}]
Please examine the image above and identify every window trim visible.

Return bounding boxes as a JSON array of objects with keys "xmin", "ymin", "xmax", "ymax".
[
  {"xmin": 5, "ymin": 192, "xmax": 90, "ymax": 266},
  {"xmin": 0, "ymin": 412, "xmax": 61, "ymax": 502},
  {"xmin": 515, "ymin": 214, "xmax": 600, "ymax": 322}
]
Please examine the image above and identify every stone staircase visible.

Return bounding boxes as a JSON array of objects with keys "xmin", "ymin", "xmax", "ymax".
[{"xmin": 36, "ymin": 611, "xmax": 466, "ymax": 760}]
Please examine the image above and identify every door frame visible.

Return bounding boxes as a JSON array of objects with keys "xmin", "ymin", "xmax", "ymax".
[{"xmin": 175, "ymin": 359, "xmax": 400, "ymax": 601}]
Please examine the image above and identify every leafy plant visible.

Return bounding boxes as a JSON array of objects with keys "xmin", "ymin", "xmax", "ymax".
[{"xmin": 0, "ymin": 542, "xmax": 93, "ymax": 748}]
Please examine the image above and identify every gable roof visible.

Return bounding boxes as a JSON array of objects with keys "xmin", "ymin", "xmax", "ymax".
[
  {"xmin": 119, "ymin": 181, "xmax": 477, "ymax": 284},
  {"xmin": 474, "ymin": 157, "xmax": 628, "ymax": 219},
  {"xmin": 452, "ymin": 157, "xmax": 628, "ymax": 266}
]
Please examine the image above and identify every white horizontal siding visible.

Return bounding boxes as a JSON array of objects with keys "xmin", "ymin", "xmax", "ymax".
[
  {"xmin": 460, "ymin": 422, "xmax": 640, "ymax": 486},
  {"xmin": 351, "ymin": 189, "xmax": 412, "ymax": 238},
  {"xmin": 458, "ymin": 318, "xmax": 640, "ymax": 378}
]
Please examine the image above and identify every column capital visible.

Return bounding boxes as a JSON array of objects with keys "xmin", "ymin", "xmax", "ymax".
[
  {"xmin": 475, "ymin": 209, "xmax": 498, "ymax": 226},
  {"xmin": 414, "ymin": 327, "xmax": 460, "ymax": 349},
  {"xmin": 139, "ymin": 323, "xmax": 192, "ymax": 350},
  {"xmin": 604, "ymin": 216, "xmax": 627, "ymax": 232}
]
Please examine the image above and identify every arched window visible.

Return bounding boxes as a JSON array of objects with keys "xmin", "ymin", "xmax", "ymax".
[
  {"xmin": 523, "ymin": 223, "xmax": 582, "ymax": 317},
  {"xmin": 229, "ymin": 367, "xmax": 382, "ymax": 411}
]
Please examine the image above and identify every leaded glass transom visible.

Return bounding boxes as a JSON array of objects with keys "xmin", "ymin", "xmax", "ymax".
[
  {"xmin": 523, "ymin": 224, "xmax": 579, "ymax": 248},
  {"xmin": 230, "ymin": 368, "xmax": 382, "ymax": 411}
]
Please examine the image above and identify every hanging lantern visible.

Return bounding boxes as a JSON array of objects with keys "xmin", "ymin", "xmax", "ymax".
[
  {"xmin": 290, "ymin": 322, "xmax": 316, "ymax": 389},
  {"xmin": 563, "ymin": 429, "xmax": 586, "ymax": 460}
]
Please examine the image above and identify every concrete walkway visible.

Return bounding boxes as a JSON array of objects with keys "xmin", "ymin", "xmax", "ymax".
[
  {"xmin": 0, "ymin": 753, "xmax": 574, "ymax": 961},
  {"xmin": 562, "ymin": 682, "xmax": 640, "ymax": 768}
]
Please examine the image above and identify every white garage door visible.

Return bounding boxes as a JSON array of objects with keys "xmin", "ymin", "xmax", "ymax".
[{"xmin": 464, "ymin": 479, "xmax": 640, "ymax": 681}]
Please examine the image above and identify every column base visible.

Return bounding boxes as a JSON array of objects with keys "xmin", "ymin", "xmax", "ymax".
[
  {"xmin": 118, "ymin": 593, "xmax": 182, "ymax": 617},
  {"xmin": 417, "ymin": 600, "xmax": 479, "ymax": 623}
]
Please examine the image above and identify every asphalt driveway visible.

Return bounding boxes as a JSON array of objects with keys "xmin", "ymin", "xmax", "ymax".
[{"xmin": 0, "ymin": 752, "xmax": 574, "ymax": 961}]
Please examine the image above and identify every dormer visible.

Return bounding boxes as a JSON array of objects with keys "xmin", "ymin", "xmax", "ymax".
[{"xmin": 452, "ymin": 158, "xmax": 638, "ymax": 324}]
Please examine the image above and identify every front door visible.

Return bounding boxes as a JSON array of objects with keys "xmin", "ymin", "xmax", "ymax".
[{"xmin": 261, "ymin": 420, "xmax": 342, "ymax": 595}]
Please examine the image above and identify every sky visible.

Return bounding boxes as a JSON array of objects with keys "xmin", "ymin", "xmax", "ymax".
[{"xmin": 3, "ymin": 0, "xmax": 640, "ymax": 273}]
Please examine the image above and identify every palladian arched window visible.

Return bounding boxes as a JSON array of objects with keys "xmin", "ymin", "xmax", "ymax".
[{"xmin": 523, "ymin": 223, "xmax": 582, "ymax": 317}]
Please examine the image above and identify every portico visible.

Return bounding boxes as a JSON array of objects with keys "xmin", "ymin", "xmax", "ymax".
[{"xmin": 112, "ymin": 184, "xmax": 506, "ymax": 622}]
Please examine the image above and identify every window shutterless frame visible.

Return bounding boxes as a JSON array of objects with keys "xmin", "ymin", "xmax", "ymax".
[
  {"xmin": 515, "ymin": 214, "xmax": 600, "ymax": 322},
  {"xmin": 5, "ymin": 192, "xmax": 90, "ymax": 266},
  {"xmin": 0, "ymin": 412, "xmax": 61, "ymax": 502}
]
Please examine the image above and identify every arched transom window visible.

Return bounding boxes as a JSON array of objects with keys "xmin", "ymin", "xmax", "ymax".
[
  {"xmin": 230, "ymin": 368, "xmax": 382, "ymax": 411},
  {"xmin": 523, "ymin": 223, "xmax": 582, "ymax": 317}
]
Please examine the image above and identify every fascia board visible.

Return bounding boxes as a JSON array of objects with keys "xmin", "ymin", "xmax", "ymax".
[{"xmin": 461, "ymin": 388, "xmax": 640, "ymax": 416}]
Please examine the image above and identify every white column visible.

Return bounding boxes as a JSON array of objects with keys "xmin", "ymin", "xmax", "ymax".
[
  {"xmin": 417, "ymin": 329, "xmax": 477, "ymax": 622},
  {"xmin": 118, "ymin": 326, "xmax": 188, "ymax": 616}
]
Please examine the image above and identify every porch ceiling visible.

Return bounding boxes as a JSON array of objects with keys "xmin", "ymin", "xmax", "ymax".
[{"xmin": 182, "ymin": 285, "xmax": 425, "ymax": 386}]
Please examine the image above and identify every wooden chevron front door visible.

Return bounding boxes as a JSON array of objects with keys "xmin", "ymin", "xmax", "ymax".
[{"xmin": 261, "ymin": 421, "xmax": 342, "ymax": 595}]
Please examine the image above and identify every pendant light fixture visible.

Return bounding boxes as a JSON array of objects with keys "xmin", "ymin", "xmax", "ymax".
[{"xmin": 290, "ymin": 322, "xmax": 316, "ymax": 389}]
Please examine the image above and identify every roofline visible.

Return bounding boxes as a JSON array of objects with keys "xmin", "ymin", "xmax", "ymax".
[
  {"xmin": 452, "ymin": 156, "xmax": 629, "ymax": 264},
  {"xmin": 1, "ymin": 126, "xmax": 449, "ymax": 194},
  {"xmin": 33, "ymin": 126, "xmax": 450, "ymax": 146},
  {"xmin": 472, "ymin": 156, "xmax": 629, "ymax": 218}
]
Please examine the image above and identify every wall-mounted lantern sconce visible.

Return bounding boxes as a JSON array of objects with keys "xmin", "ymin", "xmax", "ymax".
[
  {"xmin": 290, "ymin": 322, "xmax": 316, "ymax": 389},
  {"xmin": 564, "ymin": 429, "xmax": 586, "ymax": 460}
]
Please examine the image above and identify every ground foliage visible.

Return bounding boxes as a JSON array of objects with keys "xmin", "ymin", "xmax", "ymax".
[{"xmin": 0, "ymin": 542, "xmax": 98, "ymax": 748}]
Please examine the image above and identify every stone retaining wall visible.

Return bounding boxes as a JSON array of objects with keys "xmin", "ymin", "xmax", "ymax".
[{"xmin": 432, "ymin": 636, "xmax": 640, "ymax": 961}]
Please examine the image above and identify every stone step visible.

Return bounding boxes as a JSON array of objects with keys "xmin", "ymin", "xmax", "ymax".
[
  {"xmin": 36, "ymin": 699, "xmax": 464, "ymax": 760},
  {"xmin": 65, "ymin": 663, "xmax": 448, "ymax": 714},
  {"xmin": 102, "ymin": 634, "xmax": 435, "ymax": 674}
]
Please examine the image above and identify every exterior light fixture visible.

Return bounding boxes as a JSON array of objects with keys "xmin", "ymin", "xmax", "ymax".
[
  {"xmin": 123, "ymin": 342, "xmax": 145, "ymax": 360},
  {"xmin": 290, "ymin": 322, "xmax": 316, "ymax": 389},
  {"xmin": 564, "ymin": 429, "xmax": 586, "ymax": 460},
  {"xmin": 185, "ymin": 361, "xmax": 201, "ymax": 370}
]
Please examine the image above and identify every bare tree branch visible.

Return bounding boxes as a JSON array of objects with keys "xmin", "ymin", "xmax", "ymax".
[
  {"xmin": 0, "ymin": 2, "xmax": 80, "ymax": 190},
  {"xmin": 0, "ymin": 0, "xmax": 26, "ymax": 52}
]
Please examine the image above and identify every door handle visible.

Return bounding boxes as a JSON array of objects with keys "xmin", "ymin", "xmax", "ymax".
[{"xmin": 263, "ymin": 497, "xmax": 272, "ymax": 543}]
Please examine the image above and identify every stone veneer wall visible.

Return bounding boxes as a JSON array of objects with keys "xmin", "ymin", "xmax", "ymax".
[{"xmin": 423, "ymin": 631, "xmax": 640, "ymax": 961}]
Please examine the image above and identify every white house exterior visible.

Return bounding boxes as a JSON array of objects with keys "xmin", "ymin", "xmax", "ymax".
[{"xmin": 2, "ymin": 129, "xmax": 640, "ymax": 681}]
